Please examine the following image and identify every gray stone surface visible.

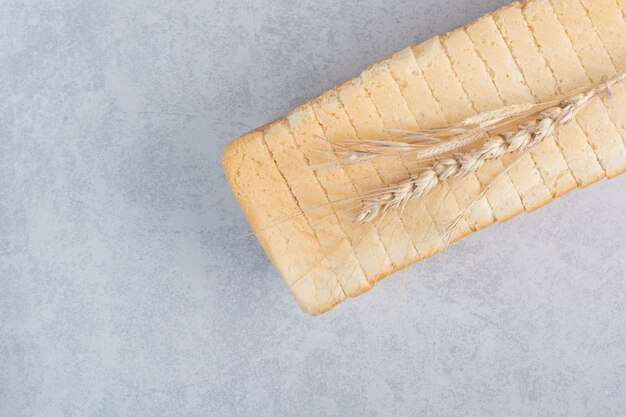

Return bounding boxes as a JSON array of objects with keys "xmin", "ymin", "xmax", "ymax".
[{"xmin": 1, "ymin": 0, "xmax": 625, "ymax": 415}]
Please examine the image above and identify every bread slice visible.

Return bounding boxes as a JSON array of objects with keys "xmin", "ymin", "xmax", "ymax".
[
  {"xmin": 464, "ymin": 16, "xmax": 554, "ymax": 210},
  {"xmin": 222, "ymin": 0, "xmax": 626, "ymax": 315}
]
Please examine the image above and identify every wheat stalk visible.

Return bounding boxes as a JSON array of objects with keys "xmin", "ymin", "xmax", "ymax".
[
  {"xmin": 329, "ymin": 72, "xmax": 626, "ymax": 170},
  {"xmin": 328, "ymin": 101, "xmax": 541, "ymax": 165},
  {"xmin": 354, "ymin": 71, "xmax": 626, "ymax": 223}
]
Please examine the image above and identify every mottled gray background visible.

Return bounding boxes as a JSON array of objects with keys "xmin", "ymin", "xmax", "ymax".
[{"xmin": 1, "ymin": 0, "xmax": 625, "ymax": 416}]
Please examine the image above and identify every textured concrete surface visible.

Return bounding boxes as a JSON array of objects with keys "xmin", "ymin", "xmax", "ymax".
[{"xmin": 2, "ymin": 0, "xmax": 626, "ymax": 416}]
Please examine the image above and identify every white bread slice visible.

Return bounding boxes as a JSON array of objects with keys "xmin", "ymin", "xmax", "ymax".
[
  {"xmin": 383, "ymin": 50, "xmax": 473, "ymax": 249},
  {"xmin": 568, "ymin": 0, "xmax": 626, "ymax": 151},
  {"xmin": 361, "ymin": 60, "xmax": 470, "ymax": 245},
  {"xmin": 579, "ymin": 0, "xmax": 626, "ymax": 71},
  {"xmin": 287, "ymin": 107, "xmax": 373, "ymax": 296},
  {"xmin": 336, "ymin": 79, "xmax": 421, "ymax": 270},
  {"xmin": 355, "ymin": 66, "xmax": 434, "ymax": 259},
  {"xmin": 223, "ymin": 0, "xmax": 626, "ymax": 314},
  {"xmin": 311, "ymin": 91, "xmax": 395, "ymax": 285},
  {"xmin": 493, "ymin": 3, "xmax": 602, "ymax": 189},
  {"xmin": 464, "ymin": 16, "xmax": 554, "ymax": 211},
  {"xmin": 262, "ymin": 122, "xmax": 351, "ymax": 300},
  {"xmin": 411, "ymin": 38, "xmax": 498, "ymax": 231},
  {"xmin": 440, "ymin": 30, "xmax": 525, "ymax": 222},
  {"xmin": 557, "ymin": 0, "xmax": 626, "ymax": 149},
  {"xmin": 523, "ymin": 0, "xmax": 626, "ymax": 177},
  {"xmin": 222, "ymin": 131, "xmax": 344, "ymax": 314}
]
